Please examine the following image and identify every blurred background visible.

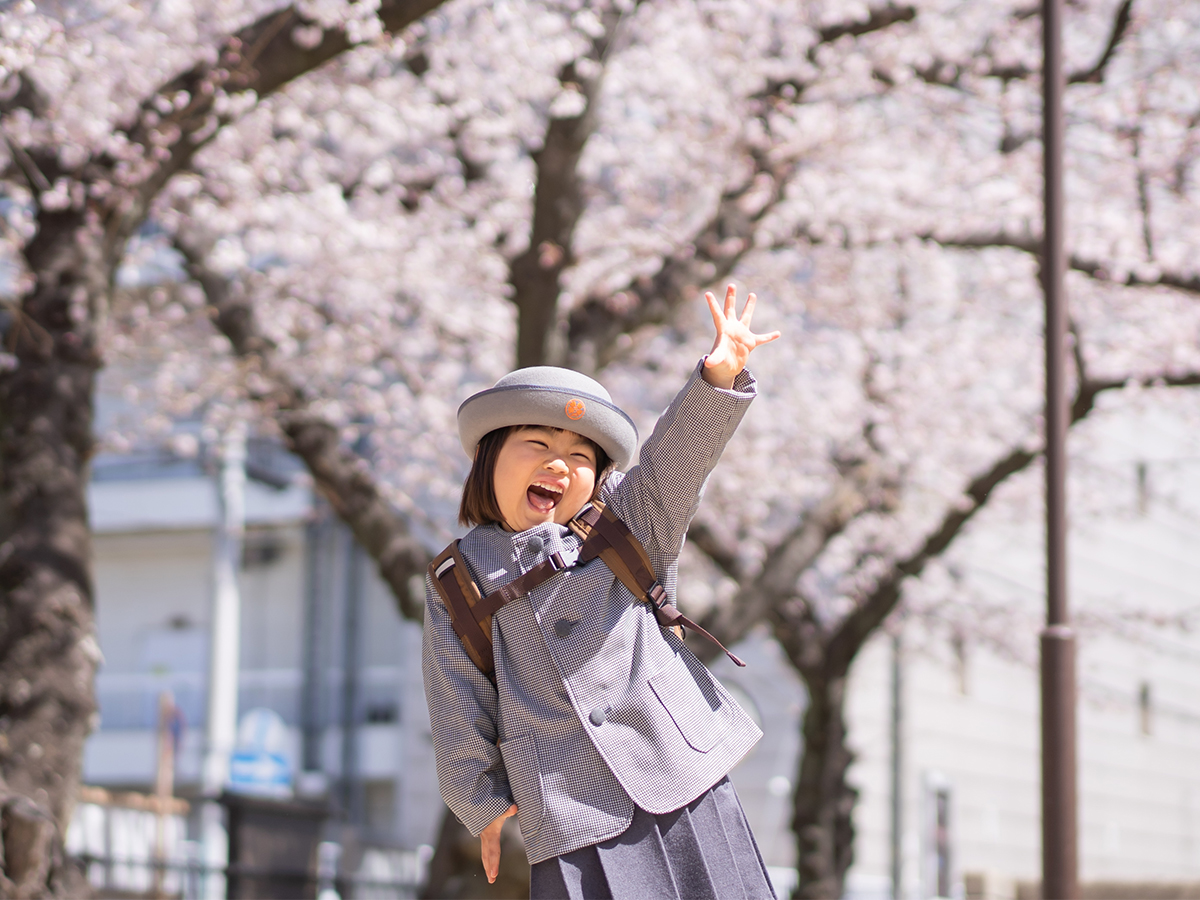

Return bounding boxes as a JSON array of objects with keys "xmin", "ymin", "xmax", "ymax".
[{"xmin": 1, "ymin": 0, "xmax": 1199, "ymax": 897}]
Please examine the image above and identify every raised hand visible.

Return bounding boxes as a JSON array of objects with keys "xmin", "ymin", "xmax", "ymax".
[
  {"xmin": 702, "ymin": 284, "xmax": 781, "ymax": 389},
  {"xmin": 480, "ymin": 804, "xmax": 517, "ymax": 884}
]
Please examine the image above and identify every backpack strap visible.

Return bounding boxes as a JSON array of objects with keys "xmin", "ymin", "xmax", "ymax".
[
  {"xmin": 569, "ymin": 504, "xmax": 660, "ymax": 606},
  {"xmin": 429, "ymin": 542, "xmax": 497, "ymax": 682},
  {"xmin": 570, "ymin": 503, "xmax": 745, "ymax": 668},
  {"xmin": 430, "ymin": 542, "xmax": 573, "ymax": 683},
  {"xmin": 429, "ymin": 504, "xmax": 746, "ymax": 682}
]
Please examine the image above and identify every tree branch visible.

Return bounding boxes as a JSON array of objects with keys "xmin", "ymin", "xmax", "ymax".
[
  {"xmin": 767, "ymin": 590, "xmax": 831, "ymax": 682},
  {"xmin": 0, "ymin": 72, "xmax": 50, "ymax": 120},
  {"xmin": 920, "ymin": 230, "xmax": 1200, "ymax": 296},
  {"xmin": 913, "ymin": 0, "xmax": 1135, "ymax": 90},
  {"xmin": 745, "ymin": 4, "xmax": 919, "ymax": 105},
  {"xmin": 104, "ymin": 0, "xmax": 447, "ymax": 245},
  {"xmin": 690, "ymin": 459, "xmax": 896, "ymax": 660},
  {"xmin": 823, "ymin": 363, "xmax": 1200, "ymax": 676},
  {"xmin": 564, "ymin": 5, "xmax": 922, "ymax": 371},
  {"xmin": 176, "ymin": 238, "xmax": 430, "ymax": 621},
  {"xmin": 815, "ymin": 3, "xmax": 917, "ymax": 46},
  {"xmin": 1068, "ymin": 0, "xmax": 1135, "ymax": 85},
  {"xmin": 508, "ymin": 2, "xmax": 641, "ymax": 368},
  {"xmin": 564, "ymin": 151, "xmax": 781, "ymax": 370},
  {"xmin": 685, "ymin": 520, "xmax": 744, "ymax": 582}
]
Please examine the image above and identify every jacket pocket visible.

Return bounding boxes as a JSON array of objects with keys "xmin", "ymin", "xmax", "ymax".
[
  {"xmin": 497, "ymin": 732, "xmax": 546, "ymax": 838},
  {"xmin": 648, "ymin": 661, "xmax": 730, "ymax": 753}
]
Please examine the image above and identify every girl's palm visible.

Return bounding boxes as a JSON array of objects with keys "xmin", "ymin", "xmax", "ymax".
[{"xmin": 704, "ymin": 285, "xmax": 780, "ymax": 388}]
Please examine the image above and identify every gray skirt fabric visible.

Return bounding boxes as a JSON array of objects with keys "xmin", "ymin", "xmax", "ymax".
[{"xmin": 529, "ymin": 777, "xmax": 776, "ymax": 900}]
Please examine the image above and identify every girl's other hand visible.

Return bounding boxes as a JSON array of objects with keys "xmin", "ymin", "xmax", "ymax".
[
  {"xmin": 702, "ymin": 284, "xmax": 780, "ymax": 389},
  {"xmin": 481, "ymin": 804, "xmax": 518, "ymax": 884}
]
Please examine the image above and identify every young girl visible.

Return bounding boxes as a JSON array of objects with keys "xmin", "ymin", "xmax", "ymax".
[{"xmin": 423, "ymin": 286, "xmax": 780, "ymax": 899}]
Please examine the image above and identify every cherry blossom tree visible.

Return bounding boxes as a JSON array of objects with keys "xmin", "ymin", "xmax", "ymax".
[
  {"xmin": 165, "ymin": 1, "xmax": 1200, "ymax": 895},
  {"xmin": 0, "ymin": 1, "xmax": 450, "ymax": 892},
  {"xmin": 3, "ymin": 0, "xmax": 1199, "ymax": 897}
]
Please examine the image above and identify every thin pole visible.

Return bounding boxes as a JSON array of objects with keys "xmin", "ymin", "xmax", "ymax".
[
  {"xmin": 1041, "ymin": 1, "xmax": 1078, "ymax": 897},
  {"xmin": 153, "ymin": 691, "xmax": 176, "ymax": 900},
  {"xmin": 202, "ymin": 424, "xmax": 246, "ymax": 796},
  {"xmin": 199, "ymin": 425, "xmax": 246, "ymax": 898},
  {"xmin": 301, "ymin": 506, "xmax": 329, "ymax": 774},
  {"xmin": 340, "ymin": 526, "xmax": 363, "ymax": 825},
  {"xmin": 890, "ymin": 632, "xmax": 904, "ymax": 900}
]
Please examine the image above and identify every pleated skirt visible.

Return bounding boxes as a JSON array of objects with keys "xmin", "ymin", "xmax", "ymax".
[{"xmin": 529, "ymin": 777, "xmax": 777, "ymax": 900}]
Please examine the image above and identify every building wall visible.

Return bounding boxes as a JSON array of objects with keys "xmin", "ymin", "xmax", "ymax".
[
  {"xmin": 83, "ymin": 465, "xmax": 477, "ymax": 866},
  {"xmin": 843, "ymin": 395, "xmax": 1200, "ymax": 897},
  {"xmin": 93, "ymin": 529, "xmax": 213, "ymax": 677}
]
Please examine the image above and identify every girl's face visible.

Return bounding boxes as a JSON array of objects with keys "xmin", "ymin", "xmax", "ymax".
[{"xmin": 493, "ymin": 426, "xmax": 598, "ymax": 532}]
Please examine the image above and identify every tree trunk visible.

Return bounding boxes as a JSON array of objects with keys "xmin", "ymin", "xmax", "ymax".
[
  {"xmin": 791, "ymin": 669, "xmax": 857, "ymax": 900},
  {"xmin": 509, "ymin": 101, "xmax": 593, "ymax": 370},
  {"xmin": 0, "ymin": 212, "xmax": 106, "ymax": 898}
]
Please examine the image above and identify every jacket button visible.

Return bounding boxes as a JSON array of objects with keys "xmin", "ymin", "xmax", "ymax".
[
  {"xmin": 526, "ymin": 536, "xmax": 544, "ymax": 554},
  {"xmin": 554, "ymin": 618, "xmax": 577, "ymax": 639},
  {"xmin": 589, "ymin": 706, "xmax": 609, "ymax": 726}
]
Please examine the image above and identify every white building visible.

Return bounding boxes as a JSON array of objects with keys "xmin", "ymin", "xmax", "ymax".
[
  {"xmin": 843, "ymin": 392, "xmax": 1200, "ymax": 898},
  {"xmin": 85, "ymin": 444, "xmax": 441, "ymax": 851}
]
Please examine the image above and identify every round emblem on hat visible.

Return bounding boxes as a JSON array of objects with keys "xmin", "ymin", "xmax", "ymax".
[{"xmin": 565, "ymin": 398, "xmax": 586, "ymax": 420}]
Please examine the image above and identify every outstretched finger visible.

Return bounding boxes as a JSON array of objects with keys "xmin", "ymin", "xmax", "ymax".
[
  {"xmin": 739, "ymin": 292, "xmax": 758, "ymax": 326},
  {"xmin": 724, "ymin": 284, "xmax": 737, "ymax": 317},
  {"xmin": 753, "ymin": 329, "xmax": 782, "ymax": 346},
  {"xmin": 705, "ymin": 291, "xmax": 725, "ymax": 330}
]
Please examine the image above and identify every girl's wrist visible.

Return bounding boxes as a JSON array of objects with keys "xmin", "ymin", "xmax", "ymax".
[{"xmin": 701, "ymin": 356, "xmax": 737, "ymax": 390}]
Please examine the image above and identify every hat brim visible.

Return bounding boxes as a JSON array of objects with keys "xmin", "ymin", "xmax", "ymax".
[{"xmin": 458, "ymin": 384, "xmax": 637, "ymax": 471}]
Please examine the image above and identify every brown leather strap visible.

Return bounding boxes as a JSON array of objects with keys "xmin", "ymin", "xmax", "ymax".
[
  {"xmin": 648, "ymin": 598, "xmax": 746, "ymax": 668},
  {"xmin": 431, "ymin": 548, "xmax": 570, "ymax": 683},
  {"xmin": 430, "ymin": 545, "xmax": 496, "ymax": 681},
  {"xmin": 591, "ymin": 512, "xmax": 657, "ymax": 590},
  {"xmin": 473, "ymin": 552, "xmax": 567, "ymax": 619},
  {"xmin": 431, "ymin": 503, "xmax": 747, "ymax": 678},
  {"xmin": 569, "ymin": 504, "xmax": 603, "ymax": 544},
  {"xmin": 577, "ymin": 505, "xmax": 746, "ymax": 668},
  {"xmin": 574, "ymin": 504, "xmax": 654, "ymax": 593}
]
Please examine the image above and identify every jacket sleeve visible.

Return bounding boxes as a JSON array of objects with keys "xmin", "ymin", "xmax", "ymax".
[
  {"xmin": 606, "ymin": 359, "xmax": 756, "ymax": 572},
  {"xmin": 421, "ymin": 576, "xmax": 515, "ymax": 836}
]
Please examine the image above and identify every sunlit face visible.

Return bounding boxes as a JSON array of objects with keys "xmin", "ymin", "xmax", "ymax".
[{"xmin": 493, "ymin": 426, "xmax": 598, "ymax": 532}]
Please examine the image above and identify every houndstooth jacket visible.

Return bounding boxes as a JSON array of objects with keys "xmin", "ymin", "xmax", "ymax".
[{"xmin": 421, "ymin": 361, "xmax": 763, "ymax": 865}]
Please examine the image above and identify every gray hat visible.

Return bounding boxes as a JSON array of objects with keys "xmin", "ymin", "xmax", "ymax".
[{"xmin": 458, "ymin": 367, "xmax": 638, "ymax": 470}]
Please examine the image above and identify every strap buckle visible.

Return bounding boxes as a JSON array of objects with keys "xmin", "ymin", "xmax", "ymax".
[
  {"xmin": 648, "ymin": 582, "xmax": 668, "ymax": 608},
  {"xmin": 549, "ymin": 551, "xmax": 567, "ymax": 572}
]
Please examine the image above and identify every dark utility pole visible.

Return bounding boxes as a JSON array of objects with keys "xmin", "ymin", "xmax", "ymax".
[
  {"xmin": 889, "ymin": 633, "xmax": 903, "ymax": 900},
  {"xmin": 340, "ymin": 525, "xmax": 364, "ymax": 826},
  {"xmin": 1041, "ymin": 0, "xmax": 1079, "ymax": 897}
]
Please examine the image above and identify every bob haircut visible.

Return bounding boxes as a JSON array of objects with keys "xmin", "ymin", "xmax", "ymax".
[{"xmin": 459, "ymin": 425, "xmax": 612, "ymax": 528}]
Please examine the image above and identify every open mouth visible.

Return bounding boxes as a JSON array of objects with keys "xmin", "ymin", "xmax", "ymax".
[{"xmin": 526, "ymin": 483, "xmax": 564, "ymax": 514}]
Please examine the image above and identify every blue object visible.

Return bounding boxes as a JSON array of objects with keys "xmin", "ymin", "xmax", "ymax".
[{"xmin": 228, "ymin": 708, "xmax": 293, "ymax": 797}]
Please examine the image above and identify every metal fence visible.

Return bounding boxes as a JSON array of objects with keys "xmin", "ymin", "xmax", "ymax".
[
  {"xmin": 66, "ymin": 791, "xmax": 428, "ymax": 899},
  {"xmin": 68, "ymin": 851, "xmax": 427, "ymax": 900}
]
